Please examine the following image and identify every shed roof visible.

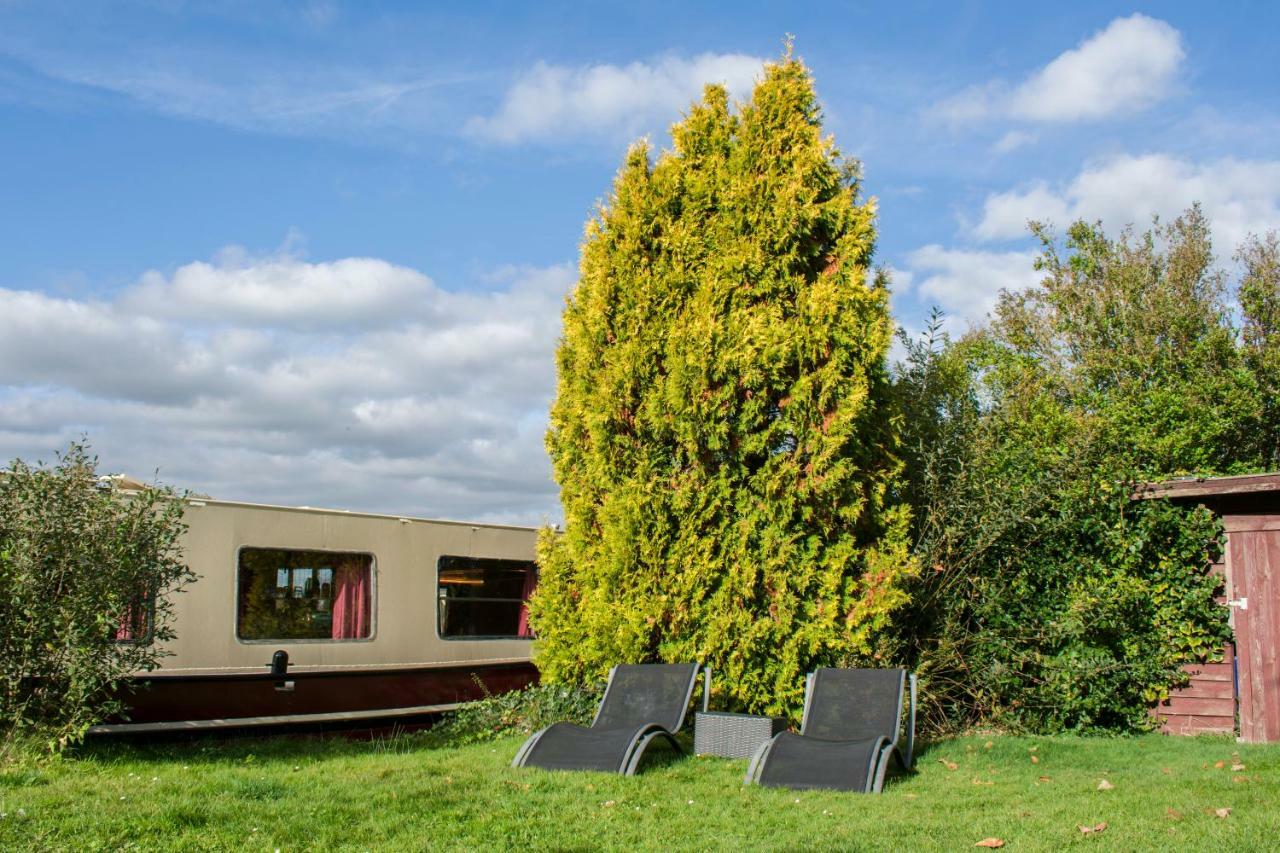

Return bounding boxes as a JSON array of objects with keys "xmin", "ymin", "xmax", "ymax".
[{"xmin": 1141, "ymin": 472, "xmax": 1280, "ymax": 500}]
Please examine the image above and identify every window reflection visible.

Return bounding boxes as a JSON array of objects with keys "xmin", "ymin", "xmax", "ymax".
[
  {"xmin": 437, "ymin": 556, "xmax": 537, "ymax": 639},
  {"xmin": 238, "ymin": 548, "xmax": 372, "ymax": 640}
]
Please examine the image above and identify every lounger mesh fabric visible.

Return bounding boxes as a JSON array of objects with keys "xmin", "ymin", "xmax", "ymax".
[
  {"xmin": 515, "ymin": 663, "xmax": 699, "ymax": 775},
  {"xmin": 756, "ymin": 733, "xmax": 884, "ymax": 791},
  {"xmin": 753, "ymin": 667, "xmax": 908, "ymax": 793},
  {"xmin": 593, "ymin": 664, "xmax": 699, "ymax": 733},
  {"xmin": 520, "ymin": 723, "xmax": 655, "ymax": 772},
  {"xmin": 804, "ymin": 668, "xmax": 905, "ymax": 741}
]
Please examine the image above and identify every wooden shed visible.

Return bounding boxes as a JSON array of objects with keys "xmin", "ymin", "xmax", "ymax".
[{"xmin": 1144, "ymin": 473, "xmax": 1280, "ymax": 743}]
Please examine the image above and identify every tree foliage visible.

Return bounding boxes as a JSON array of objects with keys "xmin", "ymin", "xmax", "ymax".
[
  {"xmin": 0, "ymin": 443, "xmax": 193, "ymax": 752},
  {"xmin": 891, "ymin": 208, "xmax": 1263, "ymax": 732},
  {"xmin": 532, "ymin": 51, "xmax": 914, "ymax": 718},
  {"xmin": 1238, "ymin": 232, "xmax": 1280, "ymax": 467}
]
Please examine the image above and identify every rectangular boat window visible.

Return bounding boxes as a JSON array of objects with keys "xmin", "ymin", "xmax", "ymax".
[
  {"xmin": 238, "ymin": 548, "xmax": 373, "ymax": 641},
  {"xmin": 437, "ymin": 556, "xmax": 537, "ymax": 639},
  {"xmin": 113, "ymin": 592, "xmax": 153, "ymax": 643}
]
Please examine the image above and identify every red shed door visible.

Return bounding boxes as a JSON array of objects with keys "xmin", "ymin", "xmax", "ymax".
[{"xmin": 1227, "ymin": 520, "xmax": 1280, "ymax": 743}]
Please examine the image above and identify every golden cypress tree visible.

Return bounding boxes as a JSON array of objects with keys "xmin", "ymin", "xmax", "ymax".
[{"xmin": 532, "ymin": 49, "xmax": 915, "ymax": 718}]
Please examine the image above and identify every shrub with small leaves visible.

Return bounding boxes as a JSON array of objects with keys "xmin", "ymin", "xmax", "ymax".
[
  {"xmin": 889, "ymin": 209, "xmax": 1249, "ymax": 733},
  {"xmin": 427, "ymin": 682, "xmax": 604, "ymax": 746},
  {"xmin": 0, "ymin": 442, "xmax": 193, "ymax": 753}
]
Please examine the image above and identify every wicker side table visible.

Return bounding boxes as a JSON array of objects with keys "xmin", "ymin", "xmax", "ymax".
[{"xmin": 694, "ymin": 711, "xmax": 787, "ymax": 759}]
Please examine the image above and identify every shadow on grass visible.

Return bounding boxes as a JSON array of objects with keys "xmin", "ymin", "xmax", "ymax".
[{"xmin": 629, "ymin": 734, "xmax": 694, "ymax": 775}]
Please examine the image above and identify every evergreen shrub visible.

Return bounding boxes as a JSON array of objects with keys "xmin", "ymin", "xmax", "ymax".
[{"xmin": 532, "ymin": 49, "xmax": 914, "ymax": 719}]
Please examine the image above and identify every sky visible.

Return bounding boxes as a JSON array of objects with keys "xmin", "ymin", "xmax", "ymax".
[{"xmin": 2, "ymin": 1, "xmax": 1278, "ymax": 524}]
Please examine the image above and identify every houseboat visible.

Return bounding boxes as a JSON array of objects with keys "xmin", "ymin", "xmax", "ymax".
[{"xmin": 94, "ymin": 492, "xmax": 540, "ymax": 733}]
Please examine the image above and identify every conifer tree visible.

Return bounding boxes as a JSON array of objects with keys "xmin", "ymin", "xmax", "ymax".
[{"xmin": 531, "ymin": 49, "xmax": 914, "ymax": 718}]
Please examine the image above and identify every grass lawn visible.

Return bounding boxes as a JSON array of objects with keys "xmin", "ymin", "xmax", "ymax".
[{"xmin": 1, "ymin": 731, "xmax": 1277, "ymax": 851}]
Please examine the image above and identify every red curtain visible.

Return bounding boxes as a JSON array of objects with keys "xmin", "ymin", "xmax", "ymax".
[
  {"xmin": 331, "ymin": 558, "xmax": 371, "ymax": 640},
  {"xmin": 114, "ymin": 595, "xmax": 146, "ymax": 641},
  {"xmin": 114, "ymin": 606, "xmax": 137, "ymax": 641},
  {"xmin": 517, "ymin": 568, "xmax": 538, "ymax": 638}
]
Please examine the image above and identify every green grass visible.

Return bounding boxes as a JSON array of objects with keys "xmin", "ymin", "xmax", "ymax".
[{"xmin": 1, "ymin": 731, "xmax": 1277, "ymax": 850}]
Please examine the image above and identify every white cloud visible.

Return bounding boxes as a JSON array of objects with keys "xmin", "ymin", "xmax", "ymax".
[
  {"xmin": 0, "ymin": 37, "xmax": 470, "ymax": 143},
  {"xmin": 0, "ymin": 248, "xmax": 576, "ymax": 524},
  {"xmin": 124, "ymin": 248, "xmax": 445, "ymax": 330},
  {"xmin": 974, "ymin": 153, "xmax": 1280, "ymax": 251},
  {"xmin": 933, "ymin": 14, "xmax": 1183, "ymax": 124},
  {"xmin": 992, "ymin": 130, "xmax": 1036, "ymax": 154},
  {"xmin": 973, "ymin": 183, "xmax": 1072, "ymax": 241},
  {"xmin": 466, "ymin": 53, "xmax": 764, "ymax": 144},
  {"xmin": 902, "ymin": 245, "xmax": 1042, "ymax": 328}
]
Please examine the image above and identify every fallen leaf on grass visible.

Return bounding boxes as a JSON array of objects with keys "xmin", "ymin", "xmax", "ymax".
[
  {"xmin": 1165, "ymin": 807, "xmax": 1182, "ymax": 821},
  {"xmin": 1037, "ymin": 776, "xmax": 1051, "ymax": 783},
  {"xmin": 939, "ymin": 759, "xmax": 959, "ymax": 771},
  {"xmin": 972, "ymin": 778, "xmax": 994, "ymax": 786},
  {"xmin": 1232, "ymin": 775, "xmax": 1249, "ymax": 783},
  {"xmin": 974, "ymin": 838, "xmax": 1005, "ymax": 848},
  {"xmin": 984, "ymin": 741, "xmax": 993, "ymax": 750},
  {"xmin": 1097, "ymin": 779, "xmax": 1114, "ymax": 791},
  {"xmin": 1160, "ymin": 767, "xmax": 1172, "ymax": 775},
  {"xmin": 1214, "ymin": 761, "xmax": 1225, "ymax": 769},
  {"xmin": 1078, "ymin": 822, "xmax": 1108, "ymax": 835},
  {"xmin": 1214, "ymin": 808, "xmax": 1231, "ymax": 819},
  {"xmin": 1030, "ymin": 755, "xmax": 1040, "ymax": 764},
  {"xmin": 1231, "ymin": 762, "xmax": 1246, "ymax": 772}
]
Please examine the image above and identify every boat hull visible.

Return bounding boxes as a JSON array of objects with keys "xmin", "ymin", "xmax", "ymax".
[{"xmin": 96, "ymin": 661, "xmax": 538, "ymax": 733}]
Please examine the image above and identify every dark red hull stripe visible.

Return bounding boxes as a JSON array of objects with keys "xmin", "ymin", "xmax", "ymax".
[{"xmin": 111, "ymin": 663, "xmax": 539, "ymax": 725}]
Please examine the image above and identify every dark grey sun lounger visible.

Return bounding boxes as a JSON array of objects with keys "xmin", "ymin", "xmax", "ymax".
[
  {"xmin": 744, "ymin": 667, "xmax": 916, "ymax": 793},
  {"xmin": 512, "ymin": 662, "xmax": 703, "ymax": 776}
]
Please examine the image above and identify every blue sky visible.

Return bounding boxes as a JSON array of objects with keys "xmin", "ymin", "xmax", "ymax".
[{"xmin": 2, "ymin": 2, "xmax": 1278, "ymax": 522}]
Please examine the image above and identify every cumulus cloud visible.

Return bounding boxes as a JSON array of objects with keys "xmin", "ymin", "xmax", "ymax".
[
  {"xmin": 901, "ymin": 245, "xmax": 1042, "ymax": 329},
  {"xmin": 466, "ymin": 53, "xmax": 764, "ymax": 144},
  {"xmin": 123, "ymin": 248, "xmax": 445, "ymax": 330},
  {"xmin": 933, "ymin": 14, "xmax": 1184, "ymax": 124},
  {"xmin": 0, "ymin": 248, "xmax": 576, "ymax": 525},
  {"xmin": 973, "ymin": 153, "xmax": 1280, "ymax": 252}
]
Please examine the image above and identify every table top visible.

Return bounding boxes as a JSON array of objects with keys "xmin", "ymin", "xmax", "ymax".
[{"xmin": 695, "ymin": 711, "xmax": 784, "ymax": 721}]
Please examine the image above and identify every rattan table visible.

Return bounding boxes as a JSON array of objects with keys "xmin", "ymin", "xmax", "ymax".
[{"xmin": 694, "ymin": 711, "xmax": 787, "ymax": 759}]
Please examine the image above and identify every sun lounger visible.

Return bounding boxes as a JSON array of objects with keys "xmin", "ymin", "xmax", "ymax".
[
  {"xmin": 744, "ymin": 667, "xmax": 915, "ymax": 793},
  {"xmin": 512, "ymin": 662, "xmax": 703, "ymax": 776}
]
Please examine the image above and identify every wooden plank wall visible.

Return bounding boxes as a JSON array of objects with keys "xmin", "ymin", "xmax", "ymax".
[
  {"xmin": 1154, "ymin": 650, "xmax": 1235, "ymax": 735},
  {"xmin": 1153, "ymin": 558, "xmax": 1237, "ymax": 736}
]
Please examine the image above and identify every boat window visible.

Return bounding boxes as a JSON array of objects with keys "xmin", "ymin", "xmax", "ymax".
[
  {"xmin": 112, "ymin": 590, "xmax": 153, "ymax": 643},
  {"xmin": 437, "ymin": 556, "xmax": 537, "ymax": 639},
  {"xmin": 237, "ymin": 548, "xmax": 373, "ymax": 641}
]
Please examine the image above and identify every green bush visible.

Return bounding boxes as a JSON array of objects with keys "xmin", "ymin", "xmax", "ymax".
[
  {"xmin": 0, "ymin": 443, "xmax": 193, "ymax": 753},
  {"xmin": 889, "ymin": 208, "xmax": 1259, "ymax": 733},
  {"xmin": 427, "ymin": 682, "xmax": 604, "ymax": 746},
  {"xmin": 533, "ymin": 48, "xmax": 914, "ymax": 720}
]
